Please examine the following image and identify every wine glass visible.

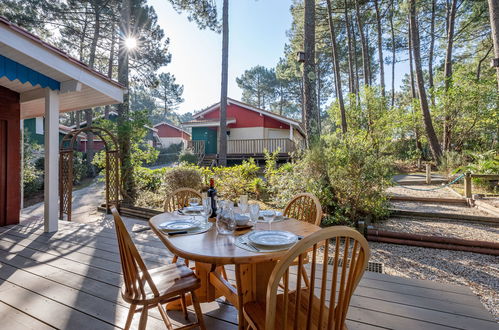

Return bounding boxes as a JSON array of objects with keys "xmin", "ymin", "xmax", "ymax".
[
  {"xmin": 216, "ymin": 205, "xmax": 236, "ymax": 234},
  {"xmin": 239, "ymin": 195, "xmax": 249, "ymax": 214},
  {"xmin": 188, "ymin": 197, "xmax": 200, "ymax": 207},
  {"xmin": 262, "ymin": 210, "xmax": 276, "ymax": 230},
  {"xmin": 200, "ymin": 197, "xmax": 211, "ymax": 225},
  {"xmin": 248, "ymin": 203, "xmax": 260, "ymax": 225}
]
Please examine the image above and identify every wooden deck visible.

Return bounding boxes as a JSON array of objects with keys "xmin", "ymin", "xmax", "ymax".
[{"xmin": 0, "ymin": 219, "xmax": 497, "ymax": 329}]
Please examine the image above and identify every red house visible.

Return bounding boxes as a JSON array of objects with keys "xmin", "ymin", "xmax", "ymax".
[
  {"xmin": 182, "ymin": 98, "xmax": 304, "ymax": 161},
  {"xmin": 153, "ymin": 121, "xmax": 191, "ymax": 148}
]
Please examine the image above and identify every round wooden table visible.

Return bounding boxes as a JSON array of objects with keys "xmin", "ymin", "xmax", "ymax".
[{"xmin": 149, "ymin": 212, "xmax": 321, "ymax": 329}]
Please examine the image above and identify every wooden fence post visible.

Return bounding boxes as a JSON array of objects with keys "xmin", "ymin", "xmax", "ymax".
[
  {"xmin": 464, "ymin": 172, "xmax": 472, "ymax": 199},
  {"xmin": 426, "ymin": 164, "xmax": 432, "ymax": 184}
]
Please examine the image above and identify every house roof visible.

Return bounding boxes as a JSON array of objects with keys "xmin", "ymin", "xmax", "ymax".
[
  {"xmin": 182, "ymin": 117, "xmax": 237, "ymax": 127},
  {"xmin": 0, "ymin": 16, "xmax": 125, "ymax": 119},
  {"xmin": 153, "ymin": 121, "xmax": 191, "ymax": 136},
  {"xmin": 189, "ymin": 98, "xmax": 304, "ymax": 135},
  {"xmin": 0, "ymin": 17, "xmax": 123, "ymax": 89}
]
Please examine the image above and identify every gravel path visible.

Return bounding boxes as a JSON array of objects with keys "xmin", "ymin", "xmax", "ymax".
[
  {"xmin": 374, "ymin": 217, "xmax": 499, "ymax": 242},
  {"xmin": 369, "ymin": 242, "xmax": 499, "ymax": 321},
  {"xmin": 390, "ymin": 200, "xmax": 494, "ymax": 217},
  {"xmin": 387, "ymin": 185, "xmax": 458, "ymax": 199},
  {"xmin": 482, "ymin": 197, "xmax": 499, "ymax": 209}
]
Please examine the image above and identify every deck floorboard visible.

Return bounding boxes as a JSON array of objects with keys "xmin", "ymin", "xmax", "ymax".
[{"xmin": 0, "ymin": 219, "xmax": 496, "ymax": 329}]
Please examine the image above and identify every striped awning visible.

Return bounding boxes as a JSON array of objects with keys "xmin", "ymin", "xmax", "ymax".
[{"xmin": 0, "ymin": 54, "xmax": 60, "ymax": 90}]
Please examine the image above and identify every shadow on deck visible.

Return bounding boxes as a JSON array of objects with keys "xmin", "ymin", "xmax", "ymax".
[{"xmin": 0, "ymin": 219, "xmax": 496, "ymax": 329}]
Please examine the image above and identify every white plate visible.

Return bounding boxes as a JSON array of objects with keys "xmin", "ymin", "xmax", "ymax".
[
  {"xmin": 184, "ymin": 206, "xmax": 203, "ymax": 212},
  {"xmin": 259, "ymin": 210, "xmax": 282, "ymax": 217},
  {"xmin": 159, "ymin": 220, "xmax": 200, "ymax": 231},
  {"xmin": 248, "ymin": 230, "xmax": 298, "ymax": 248}
]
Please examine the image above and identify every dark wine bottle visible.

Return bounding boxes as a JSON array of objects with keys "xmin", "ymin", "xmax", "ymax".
[{"xmin": 207, "ymin": 178, "xmax": 217, "ymax": 218}]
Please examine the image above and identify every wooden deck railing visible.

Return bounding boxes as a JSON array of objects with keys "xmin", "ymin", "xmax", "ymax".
[
  {"xmin": 186, "ymin": 140, "xmax": 205, "ymax": 158},
  {"xmin": 227, "ymin": 138, "xmax": 296, "ymax": 154}
]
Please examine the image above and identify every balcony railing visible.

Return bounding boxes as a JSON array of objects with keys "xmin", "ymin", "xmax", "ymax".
[{"xmin": 227, "ymin": 138, "xmax": 296, "ymax": 154}]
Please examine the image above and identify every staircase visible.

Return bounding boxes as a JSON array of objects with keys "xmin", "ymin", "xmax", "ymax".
[{"xmin": 199, "ymin": 154, "xmax": 217, "ymax": 167}]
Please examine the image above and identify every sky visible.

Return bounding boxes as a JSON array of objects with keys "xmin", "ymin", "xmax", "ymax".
[{"xmin": 148, "ymin": 0, "xmax": 410, "ymax": 115}]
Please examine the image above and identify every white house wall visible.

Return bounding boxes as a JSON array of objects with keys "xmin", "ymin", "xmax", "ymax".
[
  {"xmin": 159, "ymin": 137, "xmax": 185, "ymax": 149},
  {"xmin": 228, "ymin": 127, "xmax": 265, "ymax": 140}
]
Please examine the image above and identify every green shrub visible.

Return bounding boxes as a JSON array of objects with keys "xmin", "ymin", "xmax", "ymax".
[
  {"xmin": 265, "ymin": 133, "xmax": 392, "ymax": 225},
  {"xmin": 178, "ymin": 149, "xmax": 198, "ymax": 164},
  {"xmin": 456, "ymin": 151, "xmax": 499, "ymax": 192},
  {"xmin": 438, "ymin": 151, "xmax": 467, "ymax": 176},
  {"xmin": 163, "ymin": 167, "xmax": 203, "ymax": 194}
]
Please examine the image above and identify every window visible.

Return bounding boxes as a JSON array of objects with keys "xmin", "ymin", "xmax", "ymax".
[{"xmin": 35, "ymin": 117, "xmax": 44, "ymax": 135}]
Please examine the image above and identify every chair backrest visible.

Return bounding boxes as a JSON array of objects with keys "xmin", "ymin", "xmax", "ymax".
[
  {"xmin": 283, "ymin": 193, "xmax": 323, "ymax": 225},
  {"xmin": 111, "ymin": 207, "xmax": 159, "ymax": 300},
  {"xmin": 164, "ymin": 188, "xmax": 202, "ymax": 212},
  {"xmin": 265, "ymin": 226, "xmax": 370, "ymax": 330}
]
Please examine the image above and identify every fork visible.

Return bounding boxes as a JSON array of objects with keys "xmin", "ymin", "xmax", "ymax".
[{"xmin": 243, "ymin": 241, "xmax": 261, "ymax": 252}]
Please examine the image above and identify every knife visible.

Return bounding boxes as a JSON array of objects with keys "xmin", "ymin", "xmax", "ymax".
[{"xmin": 167, "ymin": 231, "xmax": 188, "ymax": 236}]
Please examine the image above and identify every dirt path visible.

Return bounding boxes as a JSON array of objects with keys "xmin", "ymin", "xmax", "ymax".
[{"xmin": 21, "ymin": 179, "xmax": 148, "ymax": 230}]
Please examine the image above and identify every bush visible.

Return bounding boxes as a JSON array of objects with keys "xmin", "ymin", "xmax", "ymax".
[
  {"xmin": 155, "ymin": 143, "xmax": 183, "ymax": 165},
  {"xmin": 265, "ymin": 133, "xmax": 392, "ymax": 225},
  {"xmin": 163, "ymin": 167, "xmax": 203, "ymax": 194},
  {"xmin": 456, "ymin": 151, "xmax": 499, "ymax": 192},
  {"xmin": 438, "ymin": 151, "xmax": 467, "ymax": 176},
  {"xmin": 178, "ymin": 149, "xmax": 198, "ymax": 164},
  {"xmin": 211, "ymin": 159, "xmax": 260, "ymax": 201}
]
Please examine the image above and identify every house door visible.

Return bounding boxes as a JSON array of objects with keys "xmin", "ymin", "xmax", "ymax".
[
  {"xmin": 0, "ymin": 86, "xmax": 20, "ymax": 227},
  {"xmin": 204, "ymin": 127, "xmax": 217, "ymax": 154}
]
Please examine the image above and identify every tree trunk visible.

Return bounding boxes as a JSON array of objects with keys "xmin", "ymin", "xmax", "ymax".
[
  {"xmin": 218, "ymin": 0, "xmax": 229, "ymax": 166},
  {"xmin": 105, "ymin": 21, "xmax": 116, "ymax": 120},
  {"xmin": 351, "ymin": 12, "xmax": 360, "ymax": 101},
  {"xmin": 390, "ymin": 0, "xmax": 396, "ymax": 107},
  {"xmin": 303, "ymin": 0, "xmax": 319, "ymax": 145},
  {"xmin": 409, "ymin": 0, "xmax": 442, "ymax": 161},
  {"xmin": 477, "ymin": 46, "xmax": 494, "ymax": 80},
  {"xmin": 355, "ymin": 0, "xmax": 370, "ymax": 86},
  {"xmin": 344, "ymin": 0, "xmax": 355, "ymax": 94},
  {"xmin": 487, "ymin": 0, "xmax": 499, "ymax": 91},
  {"xmin": 442, "ymin": 0, "xmax": 457, "ymax": 152},
  {"xmin": 428, "ymin": 0, "xmax": 436, "ymax": 106},
  {"xmin": 327, "ymin": 0, "xmax": 347, "ymax": 133},
  {"xmin": 316, "ymin": 54, "xmax": 321, "ymax": 135},
  {"xmin": 117, "ymin": 0, "xmax": 135, "ymax": 202},
  {"xmin": 374, "ymin": 0, "xmax": 385, "ymax": 96},
  {"xmin": 408, "ymin": 21, "xmax": 422, "ymax": 154},
  {"xmin": 84, "ymin": 5, "xmax": 101, "ymax": 177}
]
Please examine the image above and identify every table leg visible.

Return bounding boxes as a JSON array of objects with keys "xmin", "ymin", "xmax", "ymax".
[{"xmin": 235, "ymin": 261, "xmax": 277, "ymax": 330}]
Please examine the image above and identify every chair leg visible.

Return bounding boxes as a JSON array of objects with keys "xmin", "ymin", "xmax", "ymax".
[
  {"xmin": 124, "ymin": 303, "xmax": 136, "ymax": 330},
  {"xmin": 221, "ymin": 265, "xmax": 228, "ymax": 281},
  {"xmin": 172, "ymin": 255, "xmax": 178, "ymax": 264},
  {"xmin": 180, "ymin": 293, "xmax": 189, "ymax": 320},
  {"xmin": 157, "ymin": 303, "xmax": 174, "ymax": 330},
  {"xmin": 138, "ymin": 305, "xmax": 148, "ymax": 330},
  {"xmin": 191, "ymin": 290, "xmax": 206, "ymax": 330},
  {"xmin": 301, "ymin": 264, "xmax": 310, "ymax": 288}
]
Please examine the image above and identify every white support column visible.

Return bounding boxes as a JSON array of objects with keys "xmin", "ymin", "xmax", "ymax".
[
  {"xmin": 289, "ymin": 125, "xmax": 294, "ymax": 140},
  {"xmin": 44, "ymin": 89, "xmax": 59, "ymax": 233}
]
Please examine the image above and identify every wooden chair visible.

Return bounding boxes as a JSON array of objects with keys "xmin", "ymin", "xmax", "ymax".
[
  {"xmin": 283, "ymin": 193, "xmax": 323, "ymax": 287},
  {"xmin": 164, "ymin": 188, "xmax": 203, "ymax": 265},
  {"xmin": 283, "ymin": 193, "xmax": 323, "ymax": 225},
  {"xmin": 243, "ymin": 226, "xmax": 370, "ymax": 330},
  {"xmin": 164, "ymin": 188, "xmax": 203, "ymax": 213},
  {"xmin": 111, "ymin": 207, "xmax": 206, "ymax": 330}
]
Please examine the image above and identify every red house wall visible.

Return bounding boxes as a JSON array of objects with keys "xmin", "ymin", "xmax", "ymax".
[
  {"xmin": 0, "ymin": 86, "xmax": 20, "ymax": 226},
  {"xmin": 157, "ymin": 124, "xmax": 184, "ymax": 138},
  {"xmin": 202, "ymin": 104, "xmax": 290, "ymax": 129}
]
